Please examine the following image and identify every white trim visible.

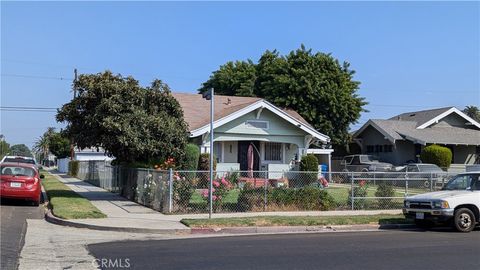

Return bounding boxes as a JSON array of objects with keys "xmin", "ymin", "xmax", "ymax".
[
  {"xmin": 190, "ymin": 100, "xmax": 330, "ymax": 142},
  {"xmin": 221, "ymin": 141, "xmax": 225, "ymax": 163},
  {"xmin": 417, "ymin": 107, "xmax": 480, "ymax": 129},
  {"xmin": 306, "ymin": 149, "xmax": 335, "ymax": 154},
  {"xmin": 353, "ymin": 120, "xmax": 397, "ymax": 143}
]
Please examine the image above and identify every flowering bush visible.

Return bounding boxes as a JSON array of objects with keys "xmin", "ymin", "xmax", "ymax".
[
  {"xmin": 155, "ymin": 157, "xmax": 176, "ymax": 170},
  {"xmin": 136, "ymin": 173, "xmax": 157, "ymax": 205},
  {"xmin": 348, "ymin": 179, "xmax": 369, "ymax": 209},
  {"xmin": 201, "ymin": 175, "xmax": 232, "ymax": 212},
  {"xmin": 173, "ymin": 173, "xmax": 194, "ymax": 209}
]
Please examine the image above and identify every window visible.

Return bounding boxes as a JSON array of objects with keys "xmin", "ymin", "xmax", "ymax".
[
  {"xmin": 246, "ymin": 120, "xmax": 269, "ymax": 130},
  {"xmin": 264, "ymin": 142, "xmax": 282, "ymax": 161},
  {"xmin": 375, "ymin": 145, "xmax": 383, "ymax": 153},
  {"xmin": 351, "ymin": 156, "xmax": 361, "ymax": 165},
  {"xmin": 384, "ymin": 145, "xmax": 393, "ymax": 152},
  {"xmin": 366, "ymin": 145, "xmax": 374, "ymax": 153}
]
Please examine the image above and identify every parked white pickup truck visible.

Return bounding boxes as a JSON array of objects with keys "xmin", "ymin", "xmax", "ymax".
[{"xmin": 403, "ymin": 172, "xmax": 480, "ymax": 232}]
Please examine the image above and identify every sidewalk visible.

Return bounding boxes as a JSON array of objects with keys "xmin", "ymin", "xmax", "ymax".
[
  {"xmin": 47, "ymin": 171, "xmax": 403, "ymax": 233},
  {"xmin": 48, "ymin": 171, "xmax": 190, "ymax": 234}
]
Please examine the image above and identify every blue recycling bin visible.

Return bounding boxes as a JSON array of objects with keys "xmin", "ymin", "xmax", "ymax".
[{"xmin": 320, "ymin": 164, "xmax": 328, "ymax": 173}]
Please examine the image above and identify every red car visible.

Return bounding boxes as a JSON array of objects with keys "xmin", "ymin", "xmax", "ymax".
[{"xmin": 0, "ymin": 162, "xmax": 43, "ymax": 206}]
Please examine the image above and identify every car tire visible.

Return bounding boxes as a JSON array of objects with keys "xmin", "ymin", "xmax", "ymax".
[
  {"xmin": 453, "ymin": 208, "xmax": 476, "ymax": 233},
  {"xmin": 414, "ymin": 219, "xmax": 434, "ymax": 229}
]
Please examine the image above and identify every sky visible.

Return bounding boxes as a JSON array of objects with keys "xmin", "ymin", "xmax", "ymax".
[{"xmin": 1, "ymin": 1, "xmax": 479, "ymax": 148}]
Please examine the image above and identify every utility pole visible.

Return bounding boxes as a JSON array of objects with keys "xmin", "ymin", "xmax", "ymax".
[
  {"xmin": 70, "ymin": 68, "xmax": 77, "ymax": 161},
  {"xmin": 202, "ymin": 88, "xmax": 214, "ymax": 219}
]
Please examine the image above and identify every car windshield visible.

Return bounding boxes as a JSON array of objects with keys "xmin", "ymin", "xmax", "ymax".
[
  {"xmin": 3, "ymin": 158, "xmax": 35, "ymax": 164},
  {"xmin": 1, "ymin": 166, "xmax": 36, "ymax": 177},
  {"xmin": 418, "ymin": 165, "xmax": 442, "ymax": 172},
  {"xmin": 443, "ymin": 174, "xmax": 476, "ymax": 191}
]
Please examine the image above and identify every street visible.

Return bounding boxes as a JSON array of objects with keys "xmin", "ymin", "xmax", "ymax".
[
  {"xmin": 89, "ymin": 229, "xmax": 480, "ymax": 270},
  {"xmin": 0, "ymin": 199, "xmax": 44, "ymax": 270}
]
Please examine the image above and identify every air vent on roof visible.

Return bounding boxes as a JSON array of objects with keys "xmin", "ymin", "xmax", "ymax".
[
  {"xmin": 246, "ymin": 120, "xmax": 269, "ymax": 129},
  {"xmin": 409, "ymin": 114, "xmax": 416, "ymax": 117}
]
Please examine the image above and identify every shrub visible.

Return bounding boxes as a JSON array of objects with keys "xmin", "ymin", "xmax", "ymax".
[
  {"xmin": 201, "ymin": 175, "xmax": 232, "ymax": 212},
  {"xmin": 184, "ymin": 144, "xmax": 200, "ymax": 171},
  {"xmin": 299, "ymin": 154, "xmax": 319, "ymax": 185},
  {"xmin": 68, "ymin": 160, "xmax": 79, "ymax": 177},
  {"xmin": 348, "ymin": 180, "xmax": 369, "ymax": 209},
  {"xmin": 375, "ymin": 182, "xmax": 395, "ymax": 206},
  {"xmin": 198, "ymin": 153, "xmax": 217, "ymax": 188},
  {"xmin": 294, "ymin": 186, "xmax": 335, "ymax": 211},
  {"xmin": 420, "ymin": 145, "xmax": 452, "ymax": 169},
  {"xmin": 237, "ymin": 186, "xmax": 265, "ymax": 212},
  {"xmin": 173, "ymin": 174, "xmax": 194, "ymax": 210}
]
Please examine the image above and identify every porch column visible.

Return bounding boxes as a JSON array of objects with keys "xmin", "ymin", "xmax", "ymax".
[{"xmin": 328, "ymin": 152, "xmax": 332, "ymax": 181}]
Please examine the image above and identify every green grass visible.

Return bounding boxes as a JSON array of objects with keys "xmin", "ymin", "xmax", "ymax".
[
  {"xmin": 41, "ymin": 172, "xmax": 106, "ymax": 219},
  {"xmin": 181, "ymin": 214, "xmax": 413, "ymax": 228}
]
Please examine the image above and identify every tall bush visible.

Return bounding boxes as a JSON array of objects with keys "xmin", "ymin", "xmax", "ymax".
[
  {"xmin": 299, "ymin": 154, "xmax": 319, "ymax": 185},
  {"xmin": 184, "ymin": 144, "xmax": 200, "ymax": 170},
  {"xmin": 68, "ymin": 160, "xmax": 79, "ymax": 177},
  {"xmin": 198, "ymin": 153, "xmax": 217, "ymax": 188},
  {"xmin": 420, "ymin": 145, "xmax": 452, "ymax": 169}
]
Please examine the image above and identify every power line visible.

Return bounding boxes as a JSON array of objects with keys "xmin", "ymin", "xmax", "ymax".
[
  {"xmin": 0, "ymin": 109, "xmax": 57, "ymax": 112},
  {"xmin": 1, "ymin": 73, "xmax": 73, "ymax": 81},
  {"xmin": 1, "ymin": 106, "xmax": 58, "ymax": 110}
]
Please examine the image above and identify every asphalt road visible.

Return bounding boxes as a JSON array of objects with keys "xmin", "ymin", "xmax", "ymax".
[
  {"xmin": 0, "ymin": 198, "xmax": 44, "ymax": 270},
  {"xmin": 89, "ymin": 229, "xmax": 480, "ymax": 270}
]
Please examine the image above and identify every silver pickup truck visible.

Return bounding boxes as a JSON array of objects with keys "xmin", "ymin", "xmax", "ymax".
[{"xmin": 403, "ymin": 172, "xmax": 480, "ymax": 232}]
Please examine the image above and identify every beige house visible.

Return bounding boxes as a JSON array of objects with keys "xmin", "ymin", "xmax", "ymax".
[
  {"xmin": 172, "ymin": 93, "xmax": 333, "ymax": 174},
  {"xmin": 353, "ymin": 107, "xmax": 480, "ymax": 167}
]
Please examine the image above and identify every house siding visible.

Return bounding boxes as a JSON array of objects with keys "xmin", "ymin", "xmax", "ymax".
[
  {"xmin": 357, "ymin": 126, "xmax": 397, "ymax": 164},
  {"xmin": 453, "ymin": 145, "xmax": 477, "ymax": 164}
]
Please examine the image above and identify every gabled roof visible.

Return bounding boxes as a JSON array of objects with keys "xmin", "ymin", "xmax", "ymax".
[
  {"xmin": 389, "ymin": 107, "xmax": 451, "ymax": 128},
  {"xmin": 172, "ymin": 93, "xmax": 329, "ymax": 142},
  {"xmin": 354, "ymin": 107, "xmax": 480, "ymax": 146}
]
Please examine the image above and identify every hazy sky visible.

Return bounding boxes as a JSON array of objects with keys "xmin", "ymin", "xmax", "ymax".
[{"xmin": 1, "ymin": 1, "xmax": 479, "ymax": 148}]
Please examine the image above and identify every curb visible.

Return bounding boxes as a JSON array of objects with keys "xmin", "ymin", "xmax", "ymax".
[
  {"xmin": 44, "ymin": 210, "xmax": 191, "ymax": 235},
  {"xmin": 190, "ymin": 224, "xmax": 417, "ymax": 234}
]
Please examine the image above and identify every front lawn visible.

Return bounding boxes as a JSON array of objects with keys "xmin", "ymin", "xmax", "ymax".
[
  {"xmin": 181, "ymin": 214, "xmax": 412, "ymax": 228},
  {"xmin": 41, "ymin": 172, "xmax": 106, "ymax": 219}
]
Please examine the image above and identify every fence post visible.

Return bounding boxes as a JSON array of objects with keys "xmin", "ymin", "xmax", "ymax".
[
  {"xmin": 405, "ymin": 173, "xmax": 409, "ymax": 197},
  {"xmin": 351, "ymin": 172, "xmax": 355, "ymax": 210},
  {"xmin": 264, "ymin": 171, "xmax": 268, "ymax": 212},
  {"xmin": 168, "ymin": 168, "xmax": 173, "ymax": 213}
]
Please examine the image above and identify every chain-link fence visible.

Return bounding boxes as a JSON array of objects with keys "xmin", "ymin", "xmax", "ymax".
[{"xmin": 72, "ymin": 161, "xmax": 458, "ymax": 214}]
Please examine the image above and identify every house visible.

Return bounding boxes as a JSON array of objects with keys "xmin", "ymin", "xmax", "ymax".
[
  {"xmin": 172, "ymin": 93, "xmax": 333, "ymax": 176},
  {"xmin": 353, "ymin": 107, "xmax": 480, "ymax": 167},
  {"xmin": 57, "ymin": 147, "xmax": 113, "ymax": 173}
]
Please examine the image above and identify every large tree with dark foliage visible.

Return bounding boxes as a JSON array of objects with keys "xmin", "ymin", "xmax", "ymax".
[
  {"xmin": 57, "ymin": 71, "xmax": 189, "ymax": 164},
  {"xmin": 199, "ymin": 45, "xmax": 367, "ymax": 147},
  {"xmin": 9, "ymin": 144, "xmax": 32, "ymax": 157}
]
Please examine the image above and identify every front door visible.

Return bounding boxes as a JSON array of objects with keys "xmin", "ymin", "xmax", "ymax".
[{"xmin": 238, "ymin": 141, "xmax": 260, "ymax": 171}]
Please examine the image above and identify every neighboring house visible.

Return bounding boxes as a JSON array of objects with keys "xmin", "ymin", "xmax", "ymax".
[
  {"xmin": 353, "ymin": 107, "xmax": 480, "ymax": 167},
  {"xmin": 57, "ymin": 147, "xmax": 113, "ymax": 173},
  {"xmin": 173, "ymin": 93, "xmax": 333, "ymax": 175}
]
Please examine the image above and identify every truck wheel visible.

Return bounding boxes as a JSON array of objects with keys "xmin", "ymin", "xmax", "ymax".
[
  {"xmin": 414, "ymin": 219, "xmax": 434, "ymax": 229},
  {"xmin": 453, "ymin": 208, "xmax": 476, "ymax": 233}
]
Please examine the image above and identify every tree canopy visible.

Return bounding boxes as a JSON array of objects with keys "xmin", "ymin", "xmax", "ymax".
[
  {"xmin": 463, "ymin": 105, "xmax": 480, "ymax": 123},
  {"xmin": 0, "ymin": 136, "xmax": 10, "ymax": 159},
  {"xmin": 9, "ymin": 144, "xmax": 32, "ymax": 157},
  {"xmin": 56, "ymin": 71, "xmax": 189, "ymax": 164},
  {"xmin": 199, "ymin": 45, "xmax": 367, "ymax": 146}
]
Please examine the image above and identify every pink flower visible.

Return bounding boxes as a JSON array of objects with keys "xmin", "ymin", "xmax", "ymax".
[
  {"xmin": 201, "ymin": 189, "xmax": 209, "ymax": 198},
  {"xmin": 213, "ymin": 181, "xmax": 220, "ymax": 187},
  {"xmin": 221, "ymin": 177, "xmax": 229, "ymax": 186},
  {"xmin": 212, "ymin": 195, "xmax": 218, "ymax": 201}
]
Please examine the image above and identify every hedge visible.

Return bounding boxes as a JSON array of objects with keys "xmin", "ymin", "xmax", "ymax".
[{"xmin": 420, "ymin": 144, "xmax": 452, "ymax": 169}]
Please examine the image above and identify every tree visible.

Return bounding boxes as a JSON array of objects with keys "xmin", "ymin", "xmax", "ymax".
[
  {"xmin": 0, "ymin": 135, "xmax": 10, "ymax": 159},
  {"xmin": 9, "ymin": 144, "xmax": 32, "ymax": 157},
  {"xmin": 48, "ymin": 132, "xmax": 70, "ymax": 158},
  {"xmin": 199, "ymin": 45, "xmax": 367, "ymax": 147},
  {"xmin": 34, "ymin": 127, "xmax": 56, "ymax": 161},
  {"xmin": 463, "ymin": 105, "xmax": 480, "ymax": 123},
  {"xmin": 56, "ymin": 71, "xmax": 189, "ymax": 165}
]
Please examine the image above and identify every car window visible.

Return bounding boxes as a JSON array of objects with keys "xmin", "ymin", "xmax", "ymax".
[
  {"xmin": 472, "ymin": 175, "xmax": 480, "ymax": 190},
  {"xmin": 342, "ymin": 156, "xmax": 353, "ymax": 165},
  {"xmin": 351, "ymin": 156, "xmax": 361, "ymax": 165},
  {"xmin": 418, "ymin": 165, "xmax": 442, "ymax": 172},
  {"xmin": 407, "ymin": 165, "xmax": 419, "ymax": 172},
  {"xmin": 443, "ymin": 175, "xmax": 474, "ymax": 191},
  {"xmin": 1, "ymin": 166, "xmax": 35, "ymax": 177},
  {"xmin": 3, "ymin": 158, "xmax": 35, "ymax": 164}
]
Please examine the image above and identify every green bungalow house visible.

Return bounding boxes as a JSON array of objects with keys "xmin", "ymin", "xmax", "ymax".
[{"xmin": 172, "ymin": 93, "xmax": 333, "ymax": 176}]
